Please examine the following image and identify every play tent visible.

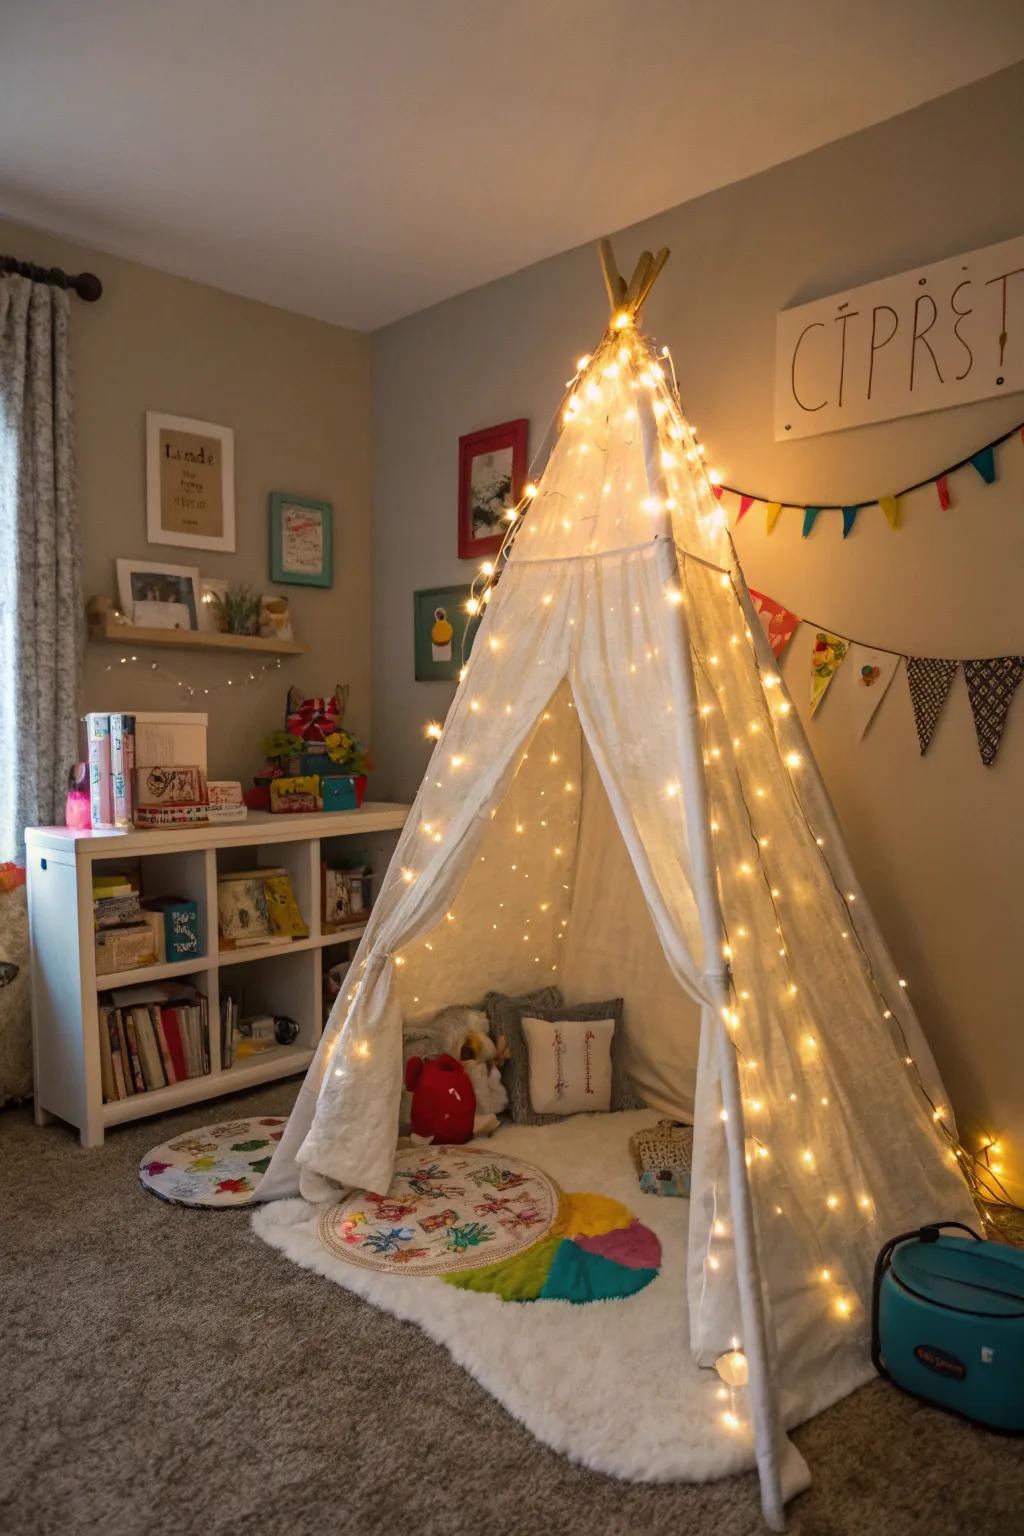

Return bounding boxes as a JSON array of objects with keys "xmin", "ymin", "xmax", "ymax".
[{"xmin": 258, "ymin": 242, "xmax": 977, "ymax": 1528}]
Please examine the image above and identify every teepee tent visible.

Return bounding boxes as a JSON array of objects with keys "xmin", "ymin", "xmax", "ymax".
[{"xmin": 259, "ymin": 242, "xmax": 977, "ymax": 1529}]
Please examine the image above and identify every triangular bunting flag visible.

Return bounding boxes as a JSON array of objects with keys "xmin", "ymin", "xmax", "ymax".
[
  {"xmin": 748, "ymin": 589, "xmax": 800, "ymax": 659},
  {"xmin": 906, "ymin": 658, "xmax": 958, "ymax": 755},
  {"xmin": 736, "ymin": 495, "xmax": 755, "ymax": 523},
  {"xmin": 711, "ymin": 483, "xmax": 724, "ymax": 500},
  {"xmin": 878, "ymin": 495, "xmax": 901, "ymax": 530},
  {"xmin": 841, "ymin": 506, "xmax": 859, "ymax": 539},
  {"xmin": 935, "ymin": 475, "xmax": 951, "ymax": 510},
  {"xmin": 765, "ymin": 501, "xmax": 783, "ymax": 535},
  {"xmin": 963, "ymin": 656, "xmax": 1024, "ymax": 766},
  {"xmin": 810, "ymin": 631, "xmax": 849, "ymax": 715},
  {"xmin": 968, "ymin": 446, "xmax": 996, "ymax": 485},
  {"xmin": 847, "ymin": 645, "xmax": 900, "ymax": 738},
  {"xmin": 801, "ymin": 506, "xmax": 822, "ymax": 539}
]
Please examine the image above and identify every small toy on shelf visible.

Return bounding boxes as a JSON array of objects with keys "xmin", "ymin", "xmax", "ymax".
[{"xmin": 251, "ymin": 683, "xmax": 371, "ymax": 812}]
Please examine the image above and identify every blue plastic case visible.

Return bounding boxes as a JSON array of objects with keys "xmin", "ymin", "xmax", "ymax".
[{"xmin": 872, "ymin": 1222, "xmax": 1024, "ymax": 1431}]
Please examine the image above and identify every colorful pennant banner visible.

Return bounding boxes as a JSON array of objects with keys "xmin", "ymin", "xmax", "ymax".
[
  {"xmin": 747, "ymin": 590, "xmax": 1022, "ymax": 766},
  {"xmin": 721, "ymin": 420, "xmax": 1021, "ymax": 538}
]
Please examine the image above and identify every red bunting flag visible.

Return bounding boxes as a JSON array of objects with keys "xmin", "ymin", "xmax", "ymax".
[
  {"xmin": 935, "ymin": 475, "xmax": 951, "ymax": 510},
  {"xmin": 748, "ymin": 588, "xmax": 800, "ymax": 659},
  {"xmin": 711, "ymin": 484, "xmax": 724, "ymax": 500},
  {"xmin": 736, "ymin": 495, "xmax": 755, "ymax": 523}
]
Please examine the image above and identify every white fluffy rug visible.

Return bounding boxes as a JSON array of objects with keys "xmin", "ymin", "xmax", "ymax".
[{"xmin": 253, "ymin": 1109, "xmax": 790, "ymax": 1487}]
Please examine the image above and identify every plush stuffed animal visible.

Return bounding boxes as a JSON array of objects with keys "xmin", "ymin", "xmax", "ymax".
[
  {"xmin": 404, "ymin": 1053, "xmax": 476, "ymax": 1144},
  {"xmin": 459, "ymin": 1028, "xmax": 509, "ymax": 1120}
]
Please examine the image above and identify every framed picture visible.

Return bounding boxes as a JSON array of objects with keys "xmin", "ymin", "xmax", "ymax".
[
  {"xmin": 116, "ymin": 558, "xmax": 201, "ymax": 630},
  {"xmin": 146, "ymin": 412, "xmax": 235, "ymax": 552},
  {"xmin": 458, "ymin": 418, "xmax": 528, "ymax": 560},
  {"xmin": 414, "ymin": 585, "xmax": 481, "ymax": 681},
  {"xmin": 269, "ymin": 493, "xmax": 333, "ymax": 587}
]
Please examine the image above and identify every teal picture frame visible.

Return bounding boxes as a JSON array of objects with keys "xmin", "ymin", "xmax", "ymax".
[
  {"xmin": 414, "ymin": 584, "xmax": 480, "ymax": 681},
  {"xmin": 269, "ymin": 492, "xmax": 333, "ymax": 587}
]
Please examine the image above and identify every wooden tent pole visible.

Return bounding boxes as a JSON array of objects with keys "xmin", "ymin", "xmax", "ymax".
[
  {"xmin": 597, "ymin": 238, "xmax": 671, "ymax": 322},
  {"xmin": 598, "ymin": 238, "xmax": 626, "ymax": 313}
]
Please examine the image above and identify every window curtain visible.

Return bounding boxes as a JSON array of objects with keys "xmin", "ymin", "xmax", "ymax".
[{"xmin": 0, "ymin": 273, "xmax": 81, "ymax": 860}]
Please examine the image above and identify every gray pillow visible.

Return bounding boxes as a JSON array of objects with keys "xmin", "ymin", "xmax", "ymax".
[
  {"xmin": 486, "ymin": 989, "xmax": 645, "ymax": 1124},
  {"xmin": 484, "ymin": 986, "xmax": 563, "ymax": 1125}
]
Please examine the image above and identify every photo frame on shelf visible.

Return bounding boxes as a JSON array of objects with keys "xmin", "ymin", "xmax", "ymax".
[
  {"xmin": 116, "ymin": 558, "xmax": 202, "ymax": 630},
  {"xmin": 413, "ymin": 584, "xmax": 481, "ymax": 681},
  {"xmin": 146, "ymin": 412, "xmax": 235, "ymax": 553},
  {"xmin": 269, "ymin": 493, "xmax": 333, "ymax": 587},
  {"xmin": 458, "ymin": 418, "xmax": 528, "ymax": 560}
]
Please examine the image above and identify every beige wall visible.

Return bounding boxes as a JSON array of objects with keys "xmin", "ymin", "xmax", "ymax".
[
  {"xmin": 370, "ymin": 64, "xmax": 1024, "ymax": 1191},
  {"xmin": 0, "ymin": 216, "xmax": 370, "ymax": 783}
]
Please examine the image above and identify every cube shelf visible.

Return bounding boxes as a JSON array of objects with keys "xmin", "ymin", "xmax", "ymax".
[{"xmin": 26, "ymin": 805, "xmax": 409, "ymax": 1146}]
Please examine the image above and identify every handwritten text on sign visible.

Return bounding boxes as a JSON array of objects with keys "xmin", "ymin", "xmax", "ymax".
[{"xmin": 774, "ymin": 236, "xmax": 1024, "ymax": 441}]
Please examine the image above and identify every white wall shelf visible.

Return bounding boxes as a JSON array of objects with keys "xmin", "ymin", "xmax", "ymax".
[{"xmin": 27, "ymin": 804, "xmax": 409, "ymax": 1146}]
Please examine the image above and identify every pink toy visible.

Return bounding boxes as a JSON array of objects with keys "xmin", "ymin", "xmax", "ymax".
[{"xmin": 404, "ymin": 1052, "xmax": 477, "ymax": 1144}]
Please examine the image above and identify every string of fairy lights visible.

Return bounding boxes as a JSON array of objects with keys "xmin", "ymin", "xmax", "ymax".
[
  {"xmin": 413, "ymin": 312, "xmax": 1017, "ymax": 1348},
  {"xmin": 98, "ymin": 649, "xmax": 285, "ymax": 697},
  {"xmin": 320, "ymin": 304, "xmax": 1021, "ymax": 1443}
]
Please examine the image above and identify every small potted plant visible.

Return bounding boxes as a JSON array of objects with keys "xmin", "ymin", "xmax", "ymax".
[{"xmin": 321, "ymin": 728, "xmax": 372, "ymax": 809}]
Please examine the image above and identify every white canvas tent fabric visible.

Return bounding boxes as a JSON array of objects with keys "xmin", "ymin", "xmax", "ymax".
[{"xmin": 258, "ymin": 313, "xmax": 976, "ymax": 1529}]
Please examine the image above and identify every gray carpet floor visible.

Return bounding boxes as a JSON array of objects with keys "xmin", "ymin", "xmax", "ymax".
[{"xmin": 3, "ymin": 1083, "xmax": 1023, "ymax": 1536}]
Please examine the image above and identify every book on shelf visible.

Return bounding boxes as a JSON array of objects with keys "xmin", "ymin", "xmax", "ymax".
[
  {"xmin": 217, "ymin": 866, "xmax": 308, "ymax": 948},
  {"xmin": 98, "ymin": 981, "xmax": 209, "ymax": 1102},
  {"xmin": 110, "ymin": 712, "xmax": 136, "ymax": 828},
  {"xmin": 86, "ymin": 714, "xmax": 114, "ymax": 830}
]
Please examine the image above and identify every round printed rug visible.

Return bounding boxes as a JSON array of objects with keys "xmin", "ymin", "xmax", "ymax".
[
  {"xmin": 316, "ymin": 1147, "xmax": 662, "ymax": 1303},
  {"xmin": 139, "ymin": 1116, "xmax": 287, "ymax": 1207},
  {"xmin": 317, "ymin": 1146, "xmax": 561, "ymax": 1275}
]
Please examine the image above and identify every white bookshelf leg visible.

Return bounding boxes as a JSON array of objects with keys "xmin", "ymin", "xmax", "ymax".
[
  {"xmin": 79, "ymin": 1120, "xmax": 105, "ymax": 1148},
  {"xmin": 33, "ymin": 1103, "xmax": 57, "ymax": 1127}
]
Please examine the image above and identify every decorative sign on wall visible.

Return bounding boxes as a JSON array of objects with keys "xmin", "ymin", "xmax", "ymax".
[
  {"xmin": 146, "ymin": 411, "xmax": 235, "ymax": 552},
  {"xmin": 774, "ymin": 235, "xmax": 1024, "ymax": 441}
]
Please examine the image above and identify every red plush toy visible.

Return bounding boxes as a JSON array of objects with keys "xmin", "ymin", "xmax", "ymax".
[{"xmin": 404, "ymin": 1053, "xmax": 476, "ymax": 1144}]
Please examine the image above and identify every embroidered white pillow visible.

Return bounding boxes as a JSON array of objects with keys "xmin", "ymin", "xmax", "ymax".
[{"xmin": 520, "ymin": 1015, "xmax": 614, "ymax": 1116}]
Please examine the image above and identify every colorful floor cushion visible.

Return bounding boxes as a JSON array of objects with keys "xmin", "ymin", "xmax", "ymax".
[
  {"xmin": 139, "ymin": 1116, "xmax": 287, "ymax": 1206},
  {"xmin": 316, "ymin": 1146, "xmax": 561, "ymax": 1274},
  {"xmin": 444, "ymin": 1188, "xmax": 662, "ymax": 1303}
]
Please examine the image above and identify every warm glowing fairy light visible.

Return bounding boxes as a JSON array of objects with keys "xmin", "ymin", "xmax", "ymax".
[{"xmin": 424, "ymin": 721, "xmax": 443, "ymax": 740}]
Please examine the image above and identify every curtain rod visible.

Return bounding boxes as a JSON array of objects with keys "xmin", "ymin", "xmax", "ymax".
[{"xmin": 0, "ymin": 255, "xmax": 102, "ymax": 302}]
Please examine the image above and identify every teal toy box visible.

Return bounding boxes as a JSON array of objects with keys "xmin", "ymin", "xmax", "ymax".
[{"xmin": 872, "ymin": 1222, "xmax": 1024, "ymax": 1432}]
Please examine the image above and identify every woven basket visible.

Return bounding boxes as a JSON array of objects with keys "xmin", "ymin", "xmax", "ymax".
[{"xmin": 629, "ymin": 1119, "xmax": 693, "ymax": 1198}]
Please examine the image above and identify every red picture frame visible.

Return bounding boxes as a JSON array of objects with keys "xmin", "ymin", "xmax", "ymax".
[{"xmin": 458, "ymin": 418, "xmax": 528, "ymax": 560}]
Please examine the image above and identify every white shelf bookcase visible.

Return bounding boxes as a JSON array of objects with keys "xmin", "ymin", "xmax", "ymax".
[{"xmin": 26, "ymin": 804, "xmax": 410, "ymax": 1146}]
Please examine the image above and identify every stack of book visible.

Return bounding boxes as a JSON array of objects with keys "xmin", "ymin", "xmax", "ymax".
[
  {"xmin": 94, "ymin": 871, "xmax": 162, "ymax": 975},
  {"xmin": 98, "ymin": 982, "xmax": 209, "ymax": 1102},
  {"xmin": 85, "ymin": 712, "xmax": 212, "ymax": 830}
]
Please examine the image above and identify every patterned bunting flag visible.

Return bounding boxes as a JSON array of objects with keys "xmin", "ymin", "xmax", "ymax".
[
  {"xmin": 765, "ymin": 502, "xmax": 783, "ymax": 535},
  {"xmin": 846, "ymin": 646, "xmax": 900, "ymax": 738},
  {"xmin": 801, "ymin": 506, "xmax": 822, "ymax": 539},
  {"xmin": 736, "ymin": 495, "xmax": 755, "ymax": 523},
  {"xmin": 748, "ymin": 589, "xmax": 800, "ymax": 659},
  {"xmin": 906, "ymin": 658, "xmax": 958, "ymax": 755},
  {"xmin": 969, "ymin": 446, "xmax": 996, "ymax": 485},
  {"xmin": 963, "ymin": 657, "xmax": 1024, "ymax": 766},
  {"xmin": 935, "ymin": 475, "xmax": 951, "ymax": 510},
  {"xmin": 810, "ymin": 631, "xmax": 849, "ymax": 715},
  {"xmin": 878, "ymin": 495, "xmax": 901, "ymax": 530},
  {"xmin": 841, "ymin": 506, "xmax": 859, "ymax": 539}
]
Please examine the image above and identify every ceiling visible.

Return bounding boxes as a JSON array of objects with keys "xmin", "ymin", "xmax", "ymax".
[{"xmin": 2, "ymin": 1, "xmax": 1022, "ymax": 331}]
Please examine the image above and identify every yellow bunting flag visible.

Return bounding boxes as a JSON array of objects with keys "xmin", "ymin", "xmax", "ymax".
[
  {"xmin": 810, "ymin": 631, "xmax": 849, "ymax": 716},
  {"xmin": 878, "ymin": 495, "xmax": 901, "ymax": 530},
  {"xmin": 765, "ymin": 502, "xmax": 783, "ymax": 535}
]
